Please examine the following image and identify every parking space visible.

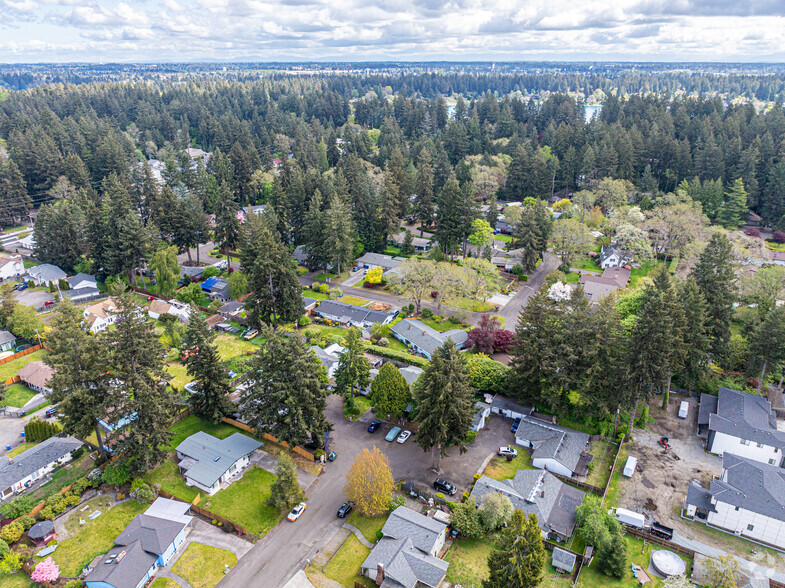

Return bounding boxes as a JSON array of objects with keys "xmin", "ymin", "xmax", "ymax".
[{"xmin": 14, "ymin": 289, "xmax": 54, "ymax": 308}]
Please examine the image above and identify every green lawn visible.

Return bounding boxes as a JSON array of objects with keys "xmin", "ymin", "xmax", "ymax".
[
  {"xmin": 494, "ymin": 233, "xmax": 513, "ymax": 242},
  {"xmin": 565, "ymin": 272, "xmax": 581, "ymax": 284},
  {"xmin": 145, "ymin": 458, "xmax": 199, "ymax": 502},
  {"xmin": 585, "ymin": 440, "xmax": 619, "ymax": 489},
  {"xmin": 628, "ymin": 260, "xmax": 665, "ymax": 290},
  {"xmin": 150, "ymin": 579, "xmax": 181, "ymax": 588},
  {"xmin": 345, "ymin": 394, "xmax": 373, "ymax": 419},
  {"xmin": 339, "ymin": 295, "xmax": 371, "ymax": 306},
  {"xmin": 765, "ymin": 239, "xmax": 785, "ymax": 252},
  {"xmin": 314, "ymin": 271, "xmax": 351, "ymax": 283},
  {"xmin": 541, "ymin": 562, "xmax": 576, "ymax": 587},
  {"xmin": 0, "ymin": 572, "xmax": 32, "ymax": 588},
  {"xmin": 323, "ymin": 534, "xmax": 371, "ymax": 587},
  {"xmin": 166, "ymin": 356, "xmax": 190, "ymax": 389},
  {"xmin": 0, "ymin": 383, "xmax": 36, "ymax": 408},
  {"xmin": 2, "ymin": 225, "xmax": 28, "ymax": 234},
  {"xmin": 303, "ymin": 289, "xmax": 330, "ymax": 301},
  {"xmin": 26, "ymin": 400, "xmax": 51, "ymax": 414},
  {"xmin": 450, "ymin": 298, "xmax": 495, "ymax": 312},
  {"xmin": 603, "ymin": 442, "xmax": 630, "ymax": 507},
  {"xmin": 483, "ymin": 450, "xmax": 533, "ymax": 480},
  {"xmin": 0, "ymin": 349, "xmax": 47, "ymax": 382},
  {"xmin": 346, "ymin": 511, "xmax": 387, "ymax": 542},
  {"xmin": 172, "ymin": 542, "xmax": 237, "ymax": 588},
  {"xmin": 5, "ymin": 442, "xmax": 37, "ymax": 457},
  {"xmin": 48, "ymin": 496, "xmax": 148, "ymax": 576},
  {"xmin": 28, "ymin": 452, "xmax": 94, "ymax": 502},
  {"xmin": 166, "ymin": 414, "xmax": 248, "ymax": 451},
  {"xmin": 571, "ymin": 256, "xmax": 600, "ymax": 271},
  {"xmin": 445, "ymin": 538, "xmax": 496, "ymax": 587},
  {"xmin": 418, "ymin": 316, "xmax": 462, "ymax": 332},
  {"xmin": 304, "ymin": 325, "xmax": 349, "ymax": 342}
]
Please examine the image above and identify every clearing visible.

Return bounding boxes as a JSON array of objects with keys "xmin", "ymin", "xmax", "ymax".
[{"xmin": 172, "ymin": 542, "xmax": 237, "ymax": 588}]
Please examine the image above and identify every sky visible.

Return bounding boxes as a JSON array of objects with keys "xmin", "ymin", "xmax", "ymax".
[{"xmin": 1, "ymin": 0, "xmax": 785, "ymax": 63}]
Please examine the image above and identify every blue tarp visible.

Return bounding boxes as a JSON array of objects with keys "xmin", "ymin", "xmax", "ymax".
[{"xmin": 201, "ymin": 277, "xmax": 218, "ymax": 291}]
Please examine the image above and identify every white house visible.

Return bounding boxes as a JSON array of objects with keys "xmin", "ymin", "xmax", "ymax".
[
  {"xmin": 0, "ymin": 436, "xmax": 83, "ymax": 500},
  {"xmin": 390, "ymin": 319, "xmax": 468, "ymax": 360},
  {"xmin": 26, "ymin": 263, "xmax": 67, "ymax": 286},
  {"xmin": 83, "ymin": 297, "xmax": 120, "ymax": 333},
  {"xmin": 175, "ymin": 431, "xmax": 262, "ymax": 496},
  {"xmin": 514, "ymin": 417, "xmax": 594, "ymax": 478},
  {"xmin": 471, "ymin": 402, "xmax": 491, "ymax": 432},
  {"xmin": 309, "ymin": 343, "xmax": 346, "ymax": 379},
  {"xmin": 66, "ymin": 273, "xmax": 98, "ymax": 291},
  {"xmin": 699, "ymin": 387, "xmax": 785, "ymax": 468},
  {"xmin": 598, "ymin": 244, "xmax": 632, "ymax": 269},
  {"xmin": 0, "ymin": 253, "xmax": 25, "ymax": 281},
  {"xmin": 685, "ymin": 453, "xmax": 785, "ymax": 551}
]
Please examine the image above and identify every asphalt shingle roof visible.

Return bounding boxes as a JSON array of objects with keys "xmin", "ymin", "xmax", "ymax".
[
  {"xmin": 514, "ymin": 416, "xmax": 592, "ymax": 475},
  {"xmin": 552, "ymin": 547, "xmax": 577, "ymax": 572},
  {"xmin": 490, "ymin": 394, "xmax": 533, "ymax": 416},
  {"xmin": 709, "ymin": 453, "xmax": 785, "ymax": 523},
  {"xmin": 361, "ymin": 537, "xmax": 448, "ymax": 588},
  {"xmin": 382, "ymin": 507, "xmax": 446, "ymax": 555},
  {"xmin": 0, "ymin": 330, "xmax": 15, "ymax": 346},
  {"xmin": 686, "ymin": 481, "xmax": 716, "ymax": 513},
  {"xmin": 85, "ymin": 540, "xmax": 157, "ymax": 588},
  {"xmin": 27, "ymin": 264, "xmax": 66, "ymax": 283},
  {"xmin": 315, "ymin": 300, "xmax": 393, "ymax": 325},
  {"xmin": 64, "ymin": 287, "xmax": 100, "ymax": 302},
  {"xmin": 176, "ymin": 431, "xmax": 262, "ymax": 488},
  {"xmin": 67, "ymin": 273, "xmax": 97, "ymax": 288},
  {"xmin": 17, "ymin": 360, "xmax": 54, "ymax": 390},
  {"xmin": 27, "ymin": 520, "xmax": 54, "ymax": 540},
  {"xmin": 355, "ymin": 252, "xmax": 405, "ymax": 270},
  {"xmin": 707, "ymin": 387, "xmax": 785, "ymax": 448},
  {"xmin": 0, "ymin": 436, "xmax": 82, "ymax": 491},
  {"xmin": 115, "ymin": 514, "xmax": 186, "ymax": 555},
  {"xmin": 390, "ymin": 319, "xmax": 468, "ymax": 357}
]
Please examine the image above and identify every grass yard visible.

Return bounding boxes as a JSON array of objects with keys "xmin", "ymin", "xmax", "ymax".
[
  {"xmin": 0, "ymin": 383, "xmax": 36, "ymax": 408},
  {"xmin": 2, "ymin": 224, "xmax": 28, "ymax": 234},
  {"xmin": 450, "ymin": 297, "xmax": 495, "ymax": 312},
  {"xmin": 166, "ymin": 414, "xmax": 247, "ymax": 451},
  {"xmin": 26, "ymin": 400, "xmax": 51, "ymax": 415},
  {"xmin": 145, "ymin": 458, "xmax": 199, "ymax": 502},
  {"xmin": 344, "ymin": 394, "xmax": 373, "ymax": 419},
  {"xmin": 150, "ymin": 579, "xmax": 182, "ymax": 588},
  {"xmin": 541, "ymin": 562, "xmax": 576, "ymax": 587},
  {"xmin": 571, "ymin": 256, "xmax": 600, "ymax": 272},
  {"xmin": 28, "ymin": 452, "xmax": 94, "ymax": 502},
  {"xmin": 165, "ymin": 357, "xmax": 190, "ymax": 389},
  {"xmin": 303, "ymin": 324, "xmax": 349, "ymax": 342},
  {"xmin": 628, "ymin": 260, "xmax": 665, "ymax": 290},
  {"xmin": 585, "ymin": 440, "xmax": 619, "ymax": 489},
  {"xmin": 172, "ymin": 542, "xmax": 237, "ymax": 588},
  {"xmin": 603, "ymin": 442, "xmax": 630, "ymax": 507},
  {"xmin": 5, "ymin": 442, "xmax": 37, "ymax": 457},
  {"xmin": 314, "ymin": 271, "xmax": 351, "ymax": 283},
  {"xmin": 0, "ymin": 572, "xmax": 32, "ymax": 588},
  {"xmin": 418, "ymin": 316, "xmax": 462, "ymax": 332},
  {"xmin": 445, "ymin": 538, "xmax": 496, "ymax": 587},
  {"xmin": 346, "ymin": 511, "xmax": 387, "ymax": 543},
  {"xmin": 339, "ymin": 295, "xmax": 371, "ymax": 306},
  {"xmin": 483, "ymin": 450, "xmax": 533, "ymax": 480},
  {"xmin": 765, "ymin": 239, "xmax": 785, "ymax": 252},
  {"xmin": 302, "ymin": 289, "xmax": 330, "ymax": 301},
  {"xmin": 564, "ymin": 272, "xmax": 581, "ymax": 284},
  {"xmin": 214, "ymin": 333, "xmax": 256, "ymax": 361},
  {"xmin": 494, "ymin": 233, "xmax": 513, "ymax": 242},
  {"xmin": 323, "ymin": 534, "xmax": 371, "ymax": 587},
  {"xmin": 0, "ymin": 349, "xmax": 47, "ymax": 382},
  {"xmin": 49, "ymin": 495, "xmax": 148, "ymax": 576}
]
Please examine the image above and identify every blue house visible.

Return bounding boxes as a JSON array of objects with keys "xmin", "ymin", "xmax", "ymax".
[{"xmin": 85, "ymin": 498, "xmax": 192, "ymax": 588}]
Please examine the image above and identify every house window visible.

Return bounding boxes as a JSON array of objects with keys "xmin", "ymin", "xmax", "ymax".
[
  {"xmin": 734, "ymin": 506, "xmax": 740, "ymax": 511},
  {"xmin": 747, "ymin": 524, "xmax": 754, "ymax": 532},
  {"xmin": 740, "ymin": 439, "xmax": 750, "ymax": 446},
  {"xmin": 756, "ymin": 442, "xmax": 764, "ymax": 448},
  {"xmin": 770, "ymin": 459, "xmax": 777, "ymax": 465}
]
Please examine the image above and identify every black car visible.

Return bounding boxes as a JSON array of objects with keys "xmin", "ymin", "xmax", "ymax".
[
  {"xmin": 368, "ymin": 419, "xmax": 382, "ymax": 433},
  {"xmin": 510, "ymin": 417, "xmax": 522, "ymax": 433},
  {"xmin": 433, "ymin": 478, "xmax": 457, "ymax": 495},
  {"xmin": 337, "ymin": 501, "xmax": 354, "ymax": 518},
  {"xmin": 45, "ymin": 407, "xmax": 58, "ymax": 418}
]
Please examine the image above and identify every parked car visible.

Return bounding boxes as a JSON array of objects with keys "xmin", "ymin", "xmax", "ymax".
[
  {"xmin": 16, "ymin": 283, "xmax": 27, "ymax": 291},
  {"xmin": 397, "ymin": 430, "xmax": 411, "ymax": 444},
  {"xmin": 45, "ymin": 407, "xmax": 57, "ymax": 418},
  {"xmin": 243, "ymin": 329, "xmax": 258, "ymax": 340},
  {"xmin": 498, "ymin": 446, "xmax": 518, "ymax": 458},
  {"xmin": 287, "ymin": 502, "xmax": 307, "ymax": 522},
  {"xmin": 433, "ymin": 479, "xmax": 457, "ymax": 496},
  {"xmin": 368, "ymin": 419, "xmax": 381, "ymax": 433},
  {"xmin": 43, "ymin": 300, "xmax": 55, "ymax": 306},
  {"xmin": 385, "ymin": 426, "xmax": 402, "ymax": 442},
  {"xmin": 327, "ymin": 451, "xmax": 337, "ymax": 461},
  {"xmin": 14, "ymin": 344, "xmax": 32, "ymax": 353},
  {"xmin": 337, "ymin": 501, "xmax": 354, "ymax": 518},
  {"xmin": 146, "ymin": 295, "xmax": 154, "ymax": 301},
  {"xmin": 449, "ymin": 528, "xmax": 460, "ymax": 540},
  {"xmin": 510, "ymin": 417, "xmax": 522, "ymax": 433}
]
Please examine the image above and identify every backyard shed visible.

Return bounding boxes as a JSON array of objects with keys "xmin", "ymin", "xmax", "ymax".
[{"xmin": 552, "ymin": 547, "xmax": 577, "ymax": 573}]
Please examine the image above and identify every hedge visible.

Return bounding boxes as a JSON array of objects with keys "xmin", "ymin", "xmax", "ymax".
[{"xmin": 364, "ymin": 344, "xmax": 430, "ymax": 368}]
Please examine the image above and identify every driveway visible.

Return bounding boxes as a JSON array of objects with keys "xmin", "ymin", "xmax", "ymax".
[
  {"xmin": 220, "ymin": 396, "xmax": 513, "ymax": 587},
  {"xmin": 13, "ymin": 289, "xmax": 54, "ymax": 308},
  {"xmin": 497, "ymin": 251, "xmax": 558, "ymax": 327}
]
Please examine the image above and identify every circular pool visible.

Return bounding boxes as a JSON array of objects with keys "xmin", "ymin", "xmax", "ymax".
[{"xmin": 651, "ymin": 550, "xmax": 686, "ymax": 577}]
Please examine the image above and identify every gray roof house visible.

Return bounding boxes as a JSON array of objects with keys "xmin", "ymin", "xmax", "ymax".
[
  {"xmin": 552, "ymin": 547, "xmax": 578, "ymax": 573},
  {"xmin": 26, "ymin": 263, "xmax": 66, "ymax": 286},
  {"xmin": 309, "ymin": 343, "xmax": 346, "ymax": 379},
  {"xmin": 599, "ymin": 244, "xmax": 633, "ymax": 269},
  {"xmin": 179, "ymin": 265, "xmax": 204, "ymax": 280},
  {"xmin": 0, "ymin": 330, "xmax": 16, "ymax": 352},
  {"xmin": 684, "ymin": 453, "xmax": 785, "ymax": 550},
  {"xmin": 175, "ymin": 431, "xmax": 262, "ymax": 496},
  {"xmin": 700, "ymin": 387, "xmax": 785, "ymax": 467},
  {"xmin": 355, "ymin": 252, "xmax": 406, "ymax": 272},
  {"xmin": 361, "ymin": 506, "xmax": 449, "ymax": 588},
  {"xmin": 490, "ymin": 394, "xmax": 534, "ymax": 420},
  {"xmin": 0, "ymin": 436, "xmax": 83, "ymax": 500},
  {"xmin": 390, "ymin": 319, "xmax": 468, "ymax": 360},
  {"xmin": 67, "ymin": 273, "xmax": 98, "ymax": 290},
  {"xmin": 314, "ymin": 300, "xmax": 395, "ymax": 328},
  {"xmin": 514, "ymin": 417, "xmax": 593, "ymax": 478},
  {"xmin": 64, "ymin": 286, "xmax": 101, "ymax": 303},
  {"xmin": 471, "ymin": 470, "xmax": 585, "ymax": 541}
]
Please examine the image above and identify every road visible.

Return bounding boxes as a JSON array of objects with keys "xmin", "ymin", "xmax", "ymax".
[{"xmin": 497, "ymin": 251, "xmax": 558, "ymax": 327}]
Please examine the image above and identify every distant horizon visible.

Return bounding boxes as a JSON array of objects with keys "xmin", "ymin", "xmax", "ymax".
[{"xmin": 3, "ymin": 59, "xmax": 785, "ymax": 66}]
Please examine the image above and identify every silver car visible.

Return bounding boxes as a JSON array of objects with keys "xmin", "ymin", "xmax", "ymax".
[{"xmin": 397, "ymin": 430, "xmax": 412, "ymax": 444}]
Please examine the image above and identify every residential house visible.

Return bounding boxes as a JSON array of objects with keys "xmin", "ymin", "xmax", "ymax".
[
  {"xmin": 0, "ymin": 253, "xmax": 24, "ymax": 281},
  {"xmin": 218, "ymin": 301, "xmax": 244, "ymax": 320},
  {"xmin": 67, "ymin": 273, "xmax": 98, "ymax": 291},
  {"xmin": 579, "ymin": 266, "xmax": 631, "ymax": 303},
  {"xmin": 26, "ymin": 264, "xmax": 66, "ymax": 287},
  {"xmin": 239, "ymin": 205, "xmax": 267, "ymax": 223},
  {"xmin": 314, "ymin": 300, "xmax": 395, "ymax": 328},
  {"xmin": 746, "ymin": 211, "xmax": 763, "ymax": 228},
  {"xmin": 684, "ymin": 453, "xmax": 785, "ymax": 550},
  {"xmin": 0, "ymin": 330, "xmax": 16, "ymax": 352},
  {"xmin": 132, "ymin": 159, "xmax": 165, "ymax": 186},
  {"xmin": 365, "ymin": 363, "xmax": 422, "ymax": 399},
  {"xmin": 16, "ymin": 361, "xmax": 54, "ymax": 394},
  {"xmin": 598, "ymin": 245, "xmax": 632, "ymax": 269},
  {"xmin": 185, "ymin": 147, "xmax": 210, "ymax": 162},
  {"xmin": 175, "ymin": 431, "xmax": 262, "ymax": 496},
  {"xmin": 83, "ymin": 297, "xmax": 120, "ymax": 333},
  {"xmin": 471, "ymin": 402, "xmax": 492, "ymax": 432},
  {"xmin": 0, "ymin": 436, "xmax": 83, "ymax": 500},
  {"xmin": 490, "ymin": 394, "xmax": 534, "ymax": 420},
  {"xmin": 179, "ymin": 265, "xmax": 204, "ymax": 281},
  {"xmin": 147, "ymin": 299, "xmax": 173, "ymax": 320},
  {"xmin": 492, "ymin": 250, "xmax": 524, "ymax": 272},
  {"xmin": 699, "ymin": 387, "xmax": 785, "ymax": 467},
  {"xmin": 471, "ymin": 470, "xmax": 585, "ymax": 541},
  {"xmin": 390, "ymin": 319, "xmax": 468, "ymax": 360},
  {"xmin": 63, "ymin": 287, "xmax": 101, "ymax": 304},
  {"xmin": 148, "ymin": 299, "xmax": 192, "ymax": 323},
  {"xmin": 361, "ymin": 506, "xmax": 449, "ymax": 588},
  {"xmin": 514, "ymin": 417, "xmax": 593, "ymax": 478},
  {"xmin": 292, "ymin": 245, "xmax": 309, "ymax": 267},
  {"xmin": 27, "ymin": 520, "xmax": 55, "ymax": 547},
  {"xmin": 85, "ymin": 498, "xmax": 193, "ymax": 588},
  {"xmin": 389, "ymin": 231, "xmax": 432, "ymax": 252},
  {"xmin": 310, "ymin": 343, "xmax": 346, "ymax": 379},
  {"xmin": 201, "ymin": 277, "xmax": 231, "ymax": 302},
  {"xmin": 302, "ymin": 296, "xmax": 317, "ymax": 316},
  {"xmin": 354, "ymin": 252, "xmax": 406, "ymax": 272}
]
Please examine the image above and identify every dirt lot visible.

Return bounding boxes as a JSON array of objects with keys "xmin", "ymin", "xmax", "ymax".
[{"xmin": 617, "ymin": 396, "xmax": 785, "ymax": 569}]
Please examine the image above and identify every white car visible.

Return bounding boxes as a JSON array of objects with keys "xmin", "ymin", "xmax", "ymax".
[
  {"xmin": 397, "ymin": 430, "xmax": 411, "ymax": 444},
  {"xmin": 498, "ymin": 446, "xmax": 518, "ymax": 457},
  {"xmin": 287, "ymin": 502, "xmax": 307, "ymax": 522}
]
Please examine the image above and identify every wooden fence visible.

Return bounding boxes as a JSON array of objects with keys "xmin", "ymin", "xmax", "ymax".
[
  {"xmin": 549, "ymin": 471, "xmax": 605, "ymax": 496},
  {"xmin": 222, "ymin": 416, "xmax": 255, "ymax": 435},
  {"xmin": 0, "ymin": 344, "xmax": 42, "ymax": 370},
  {"xmin": 601, "ymin": 440, "xmax": 627, "ymax": 505},
  {"xmin": 3, "ymin": 374, "xmax": 20, "ymax": 386},
  {"xmin": 168, "ymin": 407, "xmax": 193, "ymax": 427},
  {"xmin": 544, "ymin": 540, "xmax": 583, "ymax": 584},
  {"xmin": 623, "ymin": 526, "xmax": 696, "ymax": 558},
  {"xmin": 260, "ymin": 430, "xmax": 316, "ymax": 462},
  {"xmin": 158, "ymin": 489, "xmax": 248, "ymax": 535}
]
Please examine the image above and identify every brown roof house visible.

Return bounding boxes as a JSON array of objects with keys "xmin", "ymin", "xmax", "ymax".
[
  {"xmin": 579, "ymin": 266, "xmax": 630, "ymax": 303},
  {"xmin": 17, "ymin": 361, "xmax": 55, "ymax": 394},
  {"xmin": 83, "ymin": 297, "xmax": 120, "ymax": 333}
]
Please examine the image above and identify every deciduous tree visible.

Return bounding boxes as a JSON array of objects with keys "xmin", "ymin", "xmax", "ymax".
[
  {"xmin": 150, "ymin": 245, "xmax": 179, "ymax": 297},
  {"xmin": 344, "ymin": 447, "xmax": 394, "ymax": 516}
]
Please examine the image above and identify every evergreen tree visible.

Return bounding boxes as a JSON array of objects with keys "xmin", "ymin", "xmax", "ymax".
[
  {"xmin": 32, "ymin": 200, "xmax": 86, "ymax": 273},
  {"xmin": 719, "ymin": 178, "xmax": 748, "ymax": 229},
  {"xmin": 484, "ymin": 510, "xmax": 546, "ymax": 588},
  {"xmin": 487, "ymin": 195, "xmax": 499, "ymax": 229},
  {"xmin": 693, "ymin": 232, "xmax": 736, "ymax": 361},
  {"xmin": 301, "ymin": 190, "xmax": 326, "ymax": 270},
  {"xmin": 369, "ymin": 362, "xmax": 411, "ymax": 421},
  {"xmin": 266, "ymin": 452, "xmax": 305, "ymax": 511},
  {"xmin": 597, "ymin": 534, "xmax": 628, "ymax": 578},
  {"xmin": 239, "ymin": 327, "xmax": 332, "ymax": 448},
  {"xmin": 324, "ymin": 194, "xmax": 355, "ymax": 276},
  {"xmin": 334, "ymin": 328, "xmax": 371, "ymax": 399},
  {"xmin": 747, "ymin": 307, "xmax": 785, "ymax": 394},
  {"xmin": 185, "ymin": 313, "xmax": 233, "ymax": 422},
  {"xmin": 0, "ymin": 160, "xmax": 32, "ymax": 225},
  {"xmin": 678, "ymin": 278, "xmax": 711, "ymax": 391},
  {"xmin": 107, "ymin": 294, "xmax": 176, "ymax": 474},
  {"xmin": 415, "ymin": 149, "xmax": 435, "ymax": 236},
  {"xmin": 149, "ymin": 245, "xmax": 179, "ymax": 297},
  {"xmin": 412, "ymin": 340, "xmax": 474, "ymax": 471},
  {"xmin": 213, "ymin": 186, "xmax": 241, "ymax": 262}
]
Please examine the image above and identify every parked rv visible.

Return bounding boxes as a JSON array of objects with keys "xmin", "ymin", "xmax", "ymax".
[
  {"xmin": 678, "ymin": 401, "xmax": 689, "ymax": 419},
  {"xmin": 612, "ymin": 508, "xmax": 645, "ymax": 529}
]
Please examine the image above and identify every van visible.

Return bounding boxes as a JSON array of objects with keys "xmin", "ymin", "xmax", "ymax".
[
  {"xmin": 678, "ymin": 401, "xmax": 689, "ymax": 419},
  {"xmin": 385, "ymin": 426, "xmax": 402, "ymax": 442},
  {"xmin": 612, "ymin": 508, "xmax": 645, "ymax": 529},
  {"xmin": 623, "ymin": 456, "xmax": 638, "ymax": 478}
]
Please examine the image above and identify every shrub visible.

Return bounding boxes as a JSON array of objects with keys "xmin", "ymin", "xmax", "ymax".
[
  {"xmin": 451, "ymin": 497, "xmax": 484, "ymax": 538},
  {"xmin": 130, "ymin": 479, "xmax": 155, "ymax": 503},
  {"xmin": 773, "ymin": 231, "xmax": 785, "ymax": 244},
  {"xmin": 557, "ymin": 263, "xmax": 571, "ymax": 273},
  {"xmin": 212, "ymin": 519, "xmax": 217, "ymax": 525},
  {"xmin": 318, "ymin": 284, "xmax": 329, "ymax": 294},
  {"xmin": 311, "ymin": 282, "xmax": 320, "ymax": 290},
  {"xmin": 0, "ymin": 539, "xmax": 8, "ymax": 557},
  {"xmin": 71, "ymin": 446, "xmax": 86, "ymax": 460},
  {"xmin": 328, "ymin": 287, "xmax": 342, "ymax": 299},
  {"xmin": 421, "ymin": 308, "xmax": 433, "ymax": 318},
  {"xmin": 103, "ymin": 463, "xmax": 131, "ymax": 487},
  {"xmin": 18, "ymin": 515, "xmax": 36, "ymax": 531},
  {"xmin": 408, "ymin": 303, "xmax": 415, "ymax": 311},
  {"xmin": 24, "ymin": 418, "xmax": 62, "ymax": 443},
  {"xmin": 65, "ymin": 581, "xmax": 85, "ymax": 588},
  {"xmin": 745, "ymin": 227, "xmax": 761, "ymax": 238},
  {"xmin": 376, "ymin": 337, "xmax": 389, "ymax": 347},
  {"xmin": 298, "ymin": 315, "xmax": 311, "ymax": 326},
  {"xmin": 201, "ymin": 266, "xmax": 222, "ymax": 279},
  {"xmin": 520, "ymin": 274, "xmax": 529, "ymax": 282},
  {"xmin": 39, "ymin": 506, "xmax": 55, "ymax": 520},
  {"xmin": 464, "ymin": 430, "xmax": 477, "ymax": 443},
  {"xmin": 0, "ymin": 522, "xmax": 23, "ymax": 543},
  {"xmin": 64, "ymin": 494, "xmax": 81, "ymax": 507},
  {"xmin": 364, "ymin": 345, "xmax": 429, "ymax": 367},
  {"xmin": 313, "ymin": 449, "xmax": 325, "ymax": 460},
  {"xmin": 473, "ymin": 473, "xmax": 482, "ymax": 482},
  {"xmin": 0, "ymin": 551, "xmax": 22, "ymax": 573},
  {"xmin": 388, "ymin": 495, "xmax": 406, "ymax": 512},
  {"xmin": 88, "ymin": 468, "xmax": 104, "ymax": 486}
]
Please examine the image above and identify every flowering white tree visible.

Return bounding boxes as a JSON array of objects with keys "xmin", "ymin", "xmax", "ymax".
[{"xmin": 547, "ymin": 281, "xmax": 572, "ymax": 302}]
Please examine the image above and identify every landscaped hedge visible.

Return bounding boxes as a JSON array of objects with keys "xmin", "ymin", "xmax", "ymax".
[{"xmin": 364, "ymin": 344, "xmax": 429, "ymax": 368}]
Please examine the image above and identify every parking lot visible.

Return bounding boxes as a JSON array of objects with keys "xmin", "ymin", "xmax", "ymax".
[{"xmin": 13, "ymin": 288, "xmax": 54, "ymax": 308}]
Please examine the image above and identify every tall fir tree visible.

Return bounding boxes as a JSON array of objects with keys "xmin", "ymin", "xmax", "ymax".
[
  {"xmin": 184, "ymin": 313, "xmax": 233, "ymax": 423},
  {"xmin": 484, "ymin": 510, "xmax": 546, "ymax": 588},
  {"xmin": 334, "ymin": 328, "xmax": 371, "ymax": 399},
  {"xmin": 415, "ymin": 149, "xmax": 435, "ymax": 236},
  {"xmin": 693, "ymin": 232, "xmax": 736, "ymax": 362},
  {"xmin": 323, "ymin": 194, "xmax": 356, "ymax": 276},
  {"xmin": 301, "ymin": 190, "xmax": 327, "ymax": 270}
]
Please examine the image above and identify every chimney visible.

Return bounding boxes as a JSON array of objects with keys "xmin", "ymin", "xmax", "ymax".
[
  {"xmin": 408, "ymin": 323, "xmax": 412, "ymax": 330},
  {"xmin": 541, "ymin": 490, "xmax": 545, "ymax": 497},
  {"xmin": 376, "ymin": 563, "xmax": 384, "ymax": 586}
]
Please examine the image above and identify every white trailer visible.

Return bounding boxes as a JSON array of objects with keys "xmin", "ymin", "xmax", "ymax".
[
  {"xmin": 613, "ymin": 508, "xmax": 645, "ymax": 529},
  {"xmin": 623, "ymin": 456, "xmax": 638, "ymax": 477},
  {"xmin": 678, "ymin": 401, "xmax": 689, "ymax": 419}
]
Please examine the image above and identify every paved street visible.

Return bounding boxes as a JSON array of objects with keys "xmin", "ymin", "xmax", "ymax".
[{"xmin": 496, "ymin": 251, "xmax": 558, "ymax": 327}]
